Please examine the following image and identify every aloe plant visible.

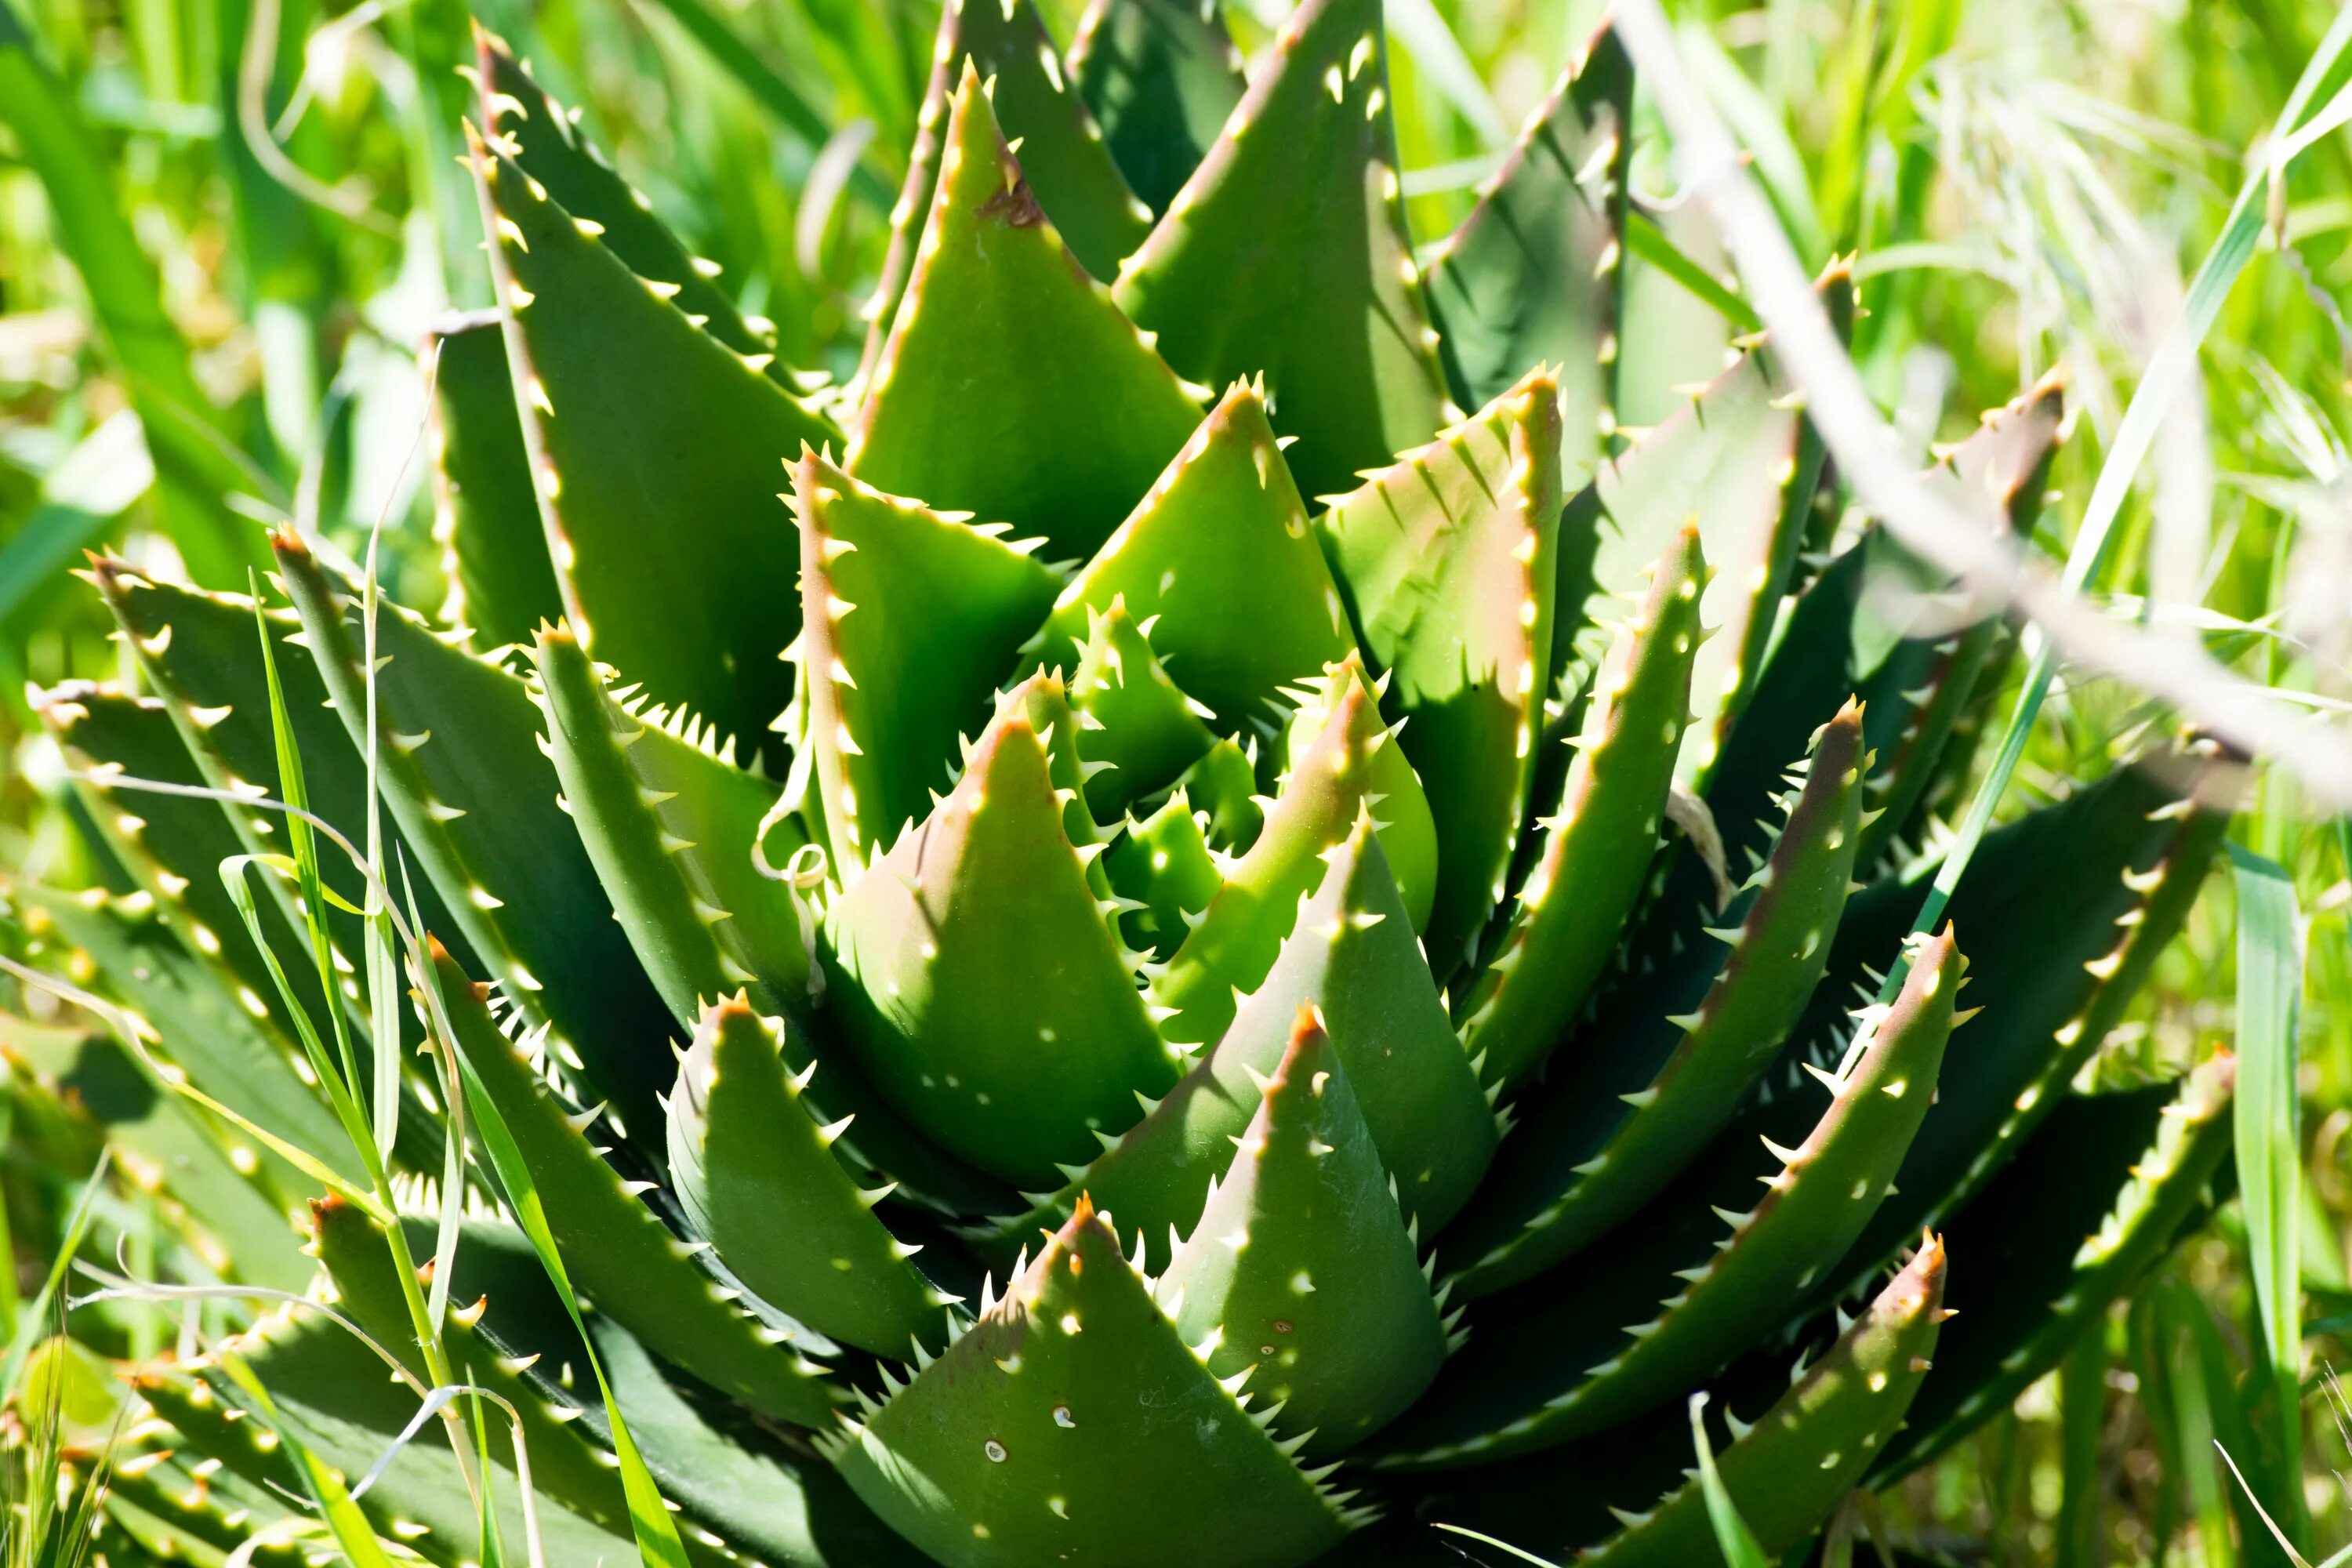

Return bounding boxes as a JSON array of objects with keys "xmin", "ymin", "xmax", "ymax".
[{"xmin": 0, "ymin": 2, "xmax": 2251, "ymax": 1564}]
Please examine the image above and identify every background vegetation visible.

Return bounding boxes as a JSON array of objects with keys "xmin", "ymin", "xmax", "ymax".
[{"xmin": 1, "ymin": 0, "xmax": 2348, "ymax": 1559}]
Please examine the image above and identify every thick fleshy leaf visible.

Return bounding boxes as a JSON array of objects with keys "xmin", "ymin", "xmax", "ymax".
[
  {"xmin": 532, "ymin": 626, "xmax": 1007, "ymax": 1214},
  {"xmin": 477, "ymin": 27, "xmax": 790, "ymax": 368},
  {"xmin": 666, "ymin": 996, "xmax": 957, "ymax": 1356},
  {"xmin": 1446, "ymin": 702, "xmax": 1868, "ymax": 1297},
  {"xmin": 1279, "ymin": 655, "xmax": 1436, "ymax": 932},
  {"xmin": 823, "ymin": 676, "xmax": 1183, "ymax": 1188},
  {"xmin": 1576, "ymin": 270, "xmax": 1850, "ymax": 788},
  {"xmin": 858, "ymin": 0, "xmax": 1151, "ymax": 387},
  {"xmin": 1025, "ymin": 378, "xmax": 1354, "ymax": 737},
  {"xmin": 1874, "ymin": 1054, "xmax": 2234, "ymax": 1480},
  {"xmin": 0, "ymin": 994, "xmax": 308, "ymax": 1292},
  {"xmin": 792, "ymin": 448, "xmax": 1063, "ymax": 871},
  {"xmin": 850, "ymin": 64, "xmax": 1203, "ymax": 564},
  {"xmin": 975, "ymin": 815, "xmax": 1491, "ymax": 1260},
  {"xmin": 1458, "ymin": 525, "xmax": 1704, "ymax": 1091},
  {"xmin": 1104, "ymin": 789, "xmax": 1222, "ymax": 960},
  {"xmin": 1424, "ymin": 20, "xmax": 1632, "ymax": 482},
  {"xmin": 1793, "ymin": 734, "xmax": 2241, "ymax": 1305},
  {"xmin": 1067, "ymin": 601, "xmax": 1220, "ymax": 819},
  {"xmin": 274, "ymin": 535, "xmax": 679, "ymax": 1156},
  {"xmin": 1149, "ymin": 668, "xmax": 1390, "ymax": 1047},
  {"xmin": 1385, "ymin": 929, "xmax": 1959, "ymax": 1465},
  {"xmin": 1164, "ymin": 1010, "xmax": 1449, "ymax": 1454},
  {"xmin": 825, "ymin": 1199, "xmax": 1359, "ymax": 1567},
  {"xmin": 1112, "ymin": 0, "xmax": 1451, "ymax": 499},
  {"xmin": 1067, "ymin": 0, "xmax": 1246, "ymax": 215},
  {"xmin": 470, "ymin": 125, "xmax": 834, "ymax": 765},
  {"xmin": 433, "ymin": 940, "xmax": 845, "ymax": 1427},
  {"xmin": 426, "ymin": 309, "xmax": 561, "ymax": 650},
  {"xmin": 1317, "ymin": 369, "xmax": 1564, "ymax": 978}
]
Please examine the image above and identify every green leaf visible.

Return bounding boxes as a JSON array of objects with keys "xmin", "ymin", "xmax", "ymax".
[
  {"xmin": 1162, "ymin": 1008, "xmax": 1450, "ymax": 1454},
  {"xmin": 1385, "ymin": 927, "xmax": 1960, "ymax": 1465},
  {"xmin": 1103, "ymin": 789, "xmax": 1223, "ymax": 960},
  {"xmin": 1279, "ymin": 656, "xmax": 1438, "ymax": 933},
  {"xmin": 529, "ymin": 626, "xmax": 1004, "ymax": 1216},
  {"xmin": 1149, "ymin": 665, "xmax": 1392, "ymax": 1047},
  {"xmin": 426, "ymin": 310, "xmax": 562, "ymax": 652},
  {"xmin": 1423, "ymin": 22, "xmax": 1632, "ymax": 485},
  {"xmin": 477, "ymin": 29, "xmax": 799, "ymax": 371},
  {"xmin": 1317, "ymin": 369, "xmax": 1564, "ymax": 978},
  {"xmin": 824, "ymin": 675, "xmax": 1183, "ymax": 1188},
  {"xmin": 431, "ymin": 938, "xmax": 844, "ymax": 1432},
  {"xmin": 470, "ymin": 122, "xmax": 836, "ymax": 766},
  {"xmin": 858, "ymin": 0, "xmax": 1150, "ymax": 386},
  {"xmin": 0, "ymin": 12, "xmax": 263, "ymax": 583},
  {"xmin": 666, "ymin": 996, "xmax": 958, "ymax": 1356},
  {"xmin": 1112, "ymin": 0, "xmax": 1451, "ymax": 499},
  {"xmin": 1796, "ymin": 735, "xmax": 2240, "ymax": 1306},
  {"xmin": 1445, "ymin": 700, "xmax": 1868, "ymax": 1298},
  {"xmin": 791, "ymin": 447, "xmax": 1063, "ymax": 872},
  {"xmin": 1065, "ymin": 601, "xmax": 1221, "ymax": 821},
  {"xmin": 1026, "ymin": 378, "xmax": 1355, "ymax": 739},
  {"xmin": 850, "ymin": 62, "xmax": 1202, "ymax": 564},
  {"xmin": 2231, "ymin": 844, "xmax": 2306, "ymax": 1381},
  {"xmin": 274, "ymin": 536, "xmax": 680, "ymax": 1158},
  {"xmin": 1871, "ymin": 1055, "xmax": 2235, "ymax": 1480},
  {"xmin": 1067, "ymin": 0, "xmax": 1246, "ymax": 216},
  {"xmin": 1459, "ymin": 524, "xmax": 1704, "ymax": 1092},
  {"xmin": 824, "ymin": 1199, "xmax": 1359, "ymax": 1567}
]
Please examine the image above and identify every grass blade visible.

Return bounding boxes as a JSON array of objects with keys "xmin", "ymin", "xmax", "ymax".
[
  {"xmin": 1690, "ymin": 1394, "xmax": 1772, "ymax": 1568},
  {"xmin": 0, "ymin": 1148, "xmax": 111, "ymax": 1404}
]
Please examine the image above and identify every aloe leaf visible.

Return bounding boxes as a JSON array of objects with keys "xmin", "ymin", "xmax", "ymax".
[
  {"xmin": 1149, "ymin": 666, "xmax": 1392, "ymax": 1047},
  {"xmin": 275, "ymin": 536, "xmax": 679, "ymax": 1155},
  {"xmin": 1385, "ymin": 928, "xmax": 1959, "ymax": 1466},
  {"xmin": 0, "ymin": 1007, "xmax": 309, "ymax": 1293},
  {"xmin": 1179, "ymin": 732, "xmax": 1267, "ymax": 851},
  {"xmin": 1458, "ymin": 525, "xmax": 1704, "ymax": 1092},
  {"xmin": 1423, "ymin": 20, "xmax": 1632, "ymax": 481},
  {"xmin": 86, "ymin": 560, "xmax": 472, "ymax": 987},
  {"xmin": 974, "ymin": 814, "xmax": 1490, "ymax": 1262},
  {"xmin": 1280, "ymin": 656, "xmax": 1439, "ymax": 933},
  {"xmin": 34, "ymin": 681, "xmax": 349, "ymax": 1137},
  {"xmin": 1571, "ymin": 1236, "xmax": 1947, "ymax": 1566},
  {"xmin": 1112, "ymin": 0, "xmax": 1450, "ymax": 499},
  {"xmin": 405, "ymin": 1215, "xmax": 935, "ymax": 1568},
  {"xmin": 530, "ymin": 626, "xmax": 1004, "ymax": 1215},
  {"xmin": 1027, "ymin": 378, "xmax": 1354, "ymax": 740},
  {"xmin": 857, "ymin": 0, "xmax": 1149, "ymax": 390},
  {"xmin": 824, "ymin": 1198, "xmax": 1360, "ymax": 1567},
  {"xmin": 1067, "ymin": 603, "xmax": 1221, "ymax": 820},
  {"xmin": 477, "ymin": 28, "xmax": 795, "ymax": 372},
  {"xmin": 823, "ymin": 676, "xmax": 1184, "ymax": 1188},
  {"xmin": 1067, "ymin": 0, "xmax": 1246, "ymax": 216},
  {"xmin": 470, "ymin": 125, "xmax": 835, "ymax": 768},
  {"xmin": 1317, "ymin": 369, "xmax": 1564, "ymax": 978},
  {"xmin": 426, "ymin": 310, "xmax": 562, "ymax": 652},
  {"xmin": 791, "ymin": 448, "xmax": 1063, "ymax": 872},
  {"xmin": 850, "ymin": 63, "xmax": 1201, "ymax": 564},
  {"xmin": 93, "ymin": 1450, "xmax": 311, "ymax": 1566},
  {"xmin": 1163, "ymin": 1008, "xmax": 1450, "ymax": 1454},
  {"xmin": 431, "ymin": 938, "xmax": 844, "ymax": 1428},
  {"xmin": 1872, "ymin": 1054, "xmax": 2234, "ymax": 1481},
  {"xmin": 1577, "ymin": 270, "xmax": 1850, "ymax": 790},
  {"xmin": 1795, "ymin": 735, "xmax": 2241, "ymax": 1305},
  {"xmin": 1446, "ymin": 701, "xmax": 1869, "ymax": 1298},
  {"xmin": 1104, "ymin": 791, "xmax": 1224, "ymax": 960},
  {"xmin": 135, "ymin": 1312, "xmax": 653, "ymax": 1565},
  {"xmin": 666, "ymin": 996, "xmax": 959, "ymax": 1356},
  {"xmin": 309, "ymin": 1195, "xmax": 673, "ymax": 1544}
]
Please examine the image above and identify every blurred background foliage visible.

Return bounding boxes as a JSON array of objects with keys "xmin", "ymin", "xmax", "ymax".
[{"xmin": 1, "ymin": 0, "xmax": 2350, "ymax": 1560}]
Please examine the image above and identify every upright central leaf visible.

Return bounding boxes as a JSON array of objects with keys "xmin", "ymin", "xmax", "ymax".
[
  {"xmin": 1112, "ymin": 0, "xmax": 1451, "ymax": 499},
  {"xmin": 824, "ymin": 677, "xmax": 1183, "ymax": 1188},
  {"xmin": 792, "ymin": 448, "xmax": 1063, "ymax": 872},
  {"xmin": 849, "ymin": 63, "xmax": 1205, "ymax": 564},
  {"xmin": 1317, "ymin": 369, "xmax": 1565, "ymax": 979}
]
